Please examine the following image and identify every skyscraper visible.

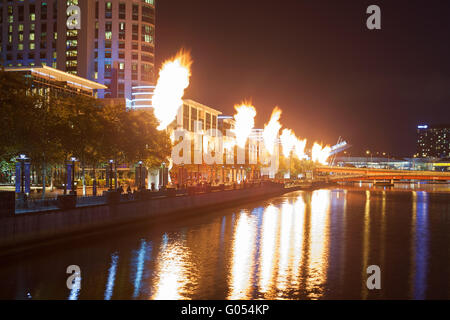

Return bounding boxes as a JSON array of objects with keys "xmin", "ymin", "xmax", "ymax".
[
  {"xmin": 0, "ymin": 0, "xmax": 155, "ymax": 100},
  {"xmin": 416, "ymin": 124, "xmax": 450, "ymax": 158}
]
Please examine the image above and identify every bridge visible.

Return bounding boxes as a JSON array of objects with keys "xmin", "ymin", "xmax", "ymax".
[{"xmin": 316, "ymin": 166, "xmax": 450, "ymax": 182}]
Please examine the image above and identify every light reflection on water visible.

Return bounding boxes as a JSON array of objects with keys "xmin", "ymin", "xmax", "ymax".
[{"xmin": 1, "ymin": 187, "xmax": 450, "ymax": 300}]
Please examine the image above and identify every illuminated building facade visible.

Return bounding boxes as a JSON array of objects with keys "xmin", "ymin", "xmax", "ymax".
[
  {"xmin": 176, "ymin": 99, "xmax": 221, "ymax": 133},
  {"xmin": 0, "ymin": 0, "xmax": 155, "ymax": 100},
  {"xmin": 416, "ymin": 124, "xmax": 450, "ymax": 159}
]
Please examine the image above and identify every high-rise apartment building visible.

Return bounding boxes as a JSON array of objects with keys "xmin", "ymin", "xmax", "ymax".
[
  {"xmin": 416, "ymin": 124, "xmax": 450, "ymax": 158},
  {"xmin": 0, "ymin": 0, "xmax": 155, "ymax": 100}
]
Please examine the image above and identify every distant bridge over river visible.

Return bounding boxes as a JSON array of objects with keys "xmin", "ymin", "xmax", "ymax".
[{"xmin": 316, "ymin": 166, "xmax": 450, "ymax": 182}]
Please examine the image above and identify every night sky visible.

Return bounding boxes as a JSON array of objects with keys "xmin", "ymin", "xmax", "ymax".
[{"xmin": 156, "ymin": 0, "xmax": 450, "ymax": 156}]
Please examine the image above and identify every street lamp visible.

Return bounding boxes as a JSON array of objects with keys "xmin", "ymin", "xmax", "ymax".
[
  {"xmin": 366, "ymin": 150, "xmax": 372, "ymax": 167},
  {"xmin": 162, "ymin": 162, "xmax": 166, "ymax": 188},
  {"xmin": 17, "ymin": 154, "xmax": 29, "ymax": 197},
  {"xmin": 70, "ymin": 157, "xmax": 77, "ymax": 195},
  {"xmin": 221, "ymin": 165, "xmax": 225, "ymax": 184},
  {"xmin": 138, "ymin": 161, "xmax": 143, "ymax": 190},
  {"xmin": 109, "ymin": 160, "xmax": 114, "ymax": 191}
]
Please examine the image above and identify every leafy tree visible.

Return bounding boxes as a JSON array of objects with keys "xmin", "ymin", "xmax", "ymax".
[{"xmin": 0, "ymin": 69, "xmax": 171, "ymax": 195}]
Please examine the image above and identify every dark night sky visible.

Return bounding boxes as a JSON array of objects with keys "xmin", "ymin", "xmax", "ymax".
[{"xmin": 156, "ymin": 0, "xmax": 450, "ymax": 156}]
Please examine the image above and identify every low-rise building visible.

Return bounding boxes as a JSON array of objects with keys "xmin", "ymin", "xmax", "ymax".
[{"xmin": 4, "ymin": 66, "xmax": 107, "ymax": 97}]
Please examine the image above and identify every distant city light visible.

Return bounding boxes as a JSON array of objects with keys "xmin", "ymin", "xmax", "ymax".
[{"xmin": 418, "ymin": 125, "xmax": 428, "ymax": 129}]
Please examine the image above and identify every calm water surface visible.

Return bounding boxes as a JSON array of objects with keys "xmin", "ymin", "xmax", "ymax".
[{"xmin": 1, "ymin": 183, "xmax": 450, "ymax": 300}]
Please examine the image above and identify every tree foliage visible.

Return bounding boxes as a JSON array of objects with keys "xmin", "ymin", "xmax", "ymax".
[{"xmin": 0, "ymin": 70, "xmax": 171, "ymax": 171}]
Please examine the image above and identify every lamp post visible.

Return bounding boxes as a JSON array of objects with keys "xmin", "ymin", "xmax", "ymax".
[
  {"xmin": 366, "ymin": 150, "xmax": 372, "ymax": 167},
  {"xmin": 109, "ymin": 160, "xmax": 114, "ymax": 191},
  {"xmin": 17, "ymin": 154, "xmax": 29, "ymax": 197},
  {"xmin": 221, "ymin": 165, "xmax": 225, "ymax": 184},
  {"xmin": 70, "ymin": 157, "xmax": 77, "ymax": 195},
  {"xmin": 162, "ymin": 162, "xmax": 166, "ymax": 188},
  {"xmin": 138, "ymin": 161, "xmax": 143, "ymax": 190}
]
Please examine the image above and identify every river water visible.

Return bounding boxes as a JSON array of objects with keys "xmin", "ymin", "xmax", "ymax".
[{"xmin": 1, "ymin": 183, "xmax": 450, "ymax": 300}]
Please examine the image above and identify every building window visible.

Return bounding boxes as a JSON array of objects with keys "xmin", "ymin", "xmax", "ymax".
[
  {"xmin": 191, "ymin": 107, "xmax": 197, "ymax": 132},
  {"xmin": 132, "ymin": 4, "xmax": 139, "ymax": 21},
  {"xmin": 142, "ymin": 6, "xmax": 155, "ymax": 24},
  {"xmin": 141, "ymin": 64, "xmax": 153, "ymax": 81},
  {"xmin": 141, "ymin": 44, "xmax": 154, "ymax": 53},
  {"xmin": 132, "ymin": 63, "xmax": 138, "ymax": 80},
  {"xmin": 18, "ymin": 6, "xmax": 24, "ymax": 21},
  {"xmin": 141, "ymin": 54, "xmax": 153, "ymax": 62},
  {"xmin": 118, "ymin": 62, "xmax": 125, "ymax": 79},
  {"xmin": 105, "ymin": 2, "xmax": 113, "ymax": 19},
  {"xmin": 132, "ymin": 24, "xmax": 139, "ymax": 41},
  {"xmin": 105, "ymin": 62, "xmax": 112, "ymax": 78},
  {"xmin": 105, "ymin": 22, "xmax": 112, "ymax": 40},
  {"xmin": 95, "ymin": 22, "xmax": 99, "ymax": 39},
  {"xmin": 141, "ymin": 25, "xmax": 154, "ymax": 44},
  {"xmin": 183, "ymin": 105, "xmax": 190, "ymax": 130},
  {"xmin": 41, "ymin": 2, "xmax": 48, "ymax": 20},
  {"xmin": 119, "ymin": 3, "xmax": 126, "ymax": 19},
  {"xmin": 119, "ymin": 23, "xmax": 126, "ymax": 40}
]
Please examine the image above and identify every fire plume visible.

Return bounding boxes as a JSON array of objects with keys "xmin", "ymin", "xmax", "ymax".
[
  {"xmin": 294, "ymin": 138, "xmax": 307, "ymax": 160},
  {"xmin": 152, "ymin": 50, "xmax": 193, "ymax": 131},
  {"xmin": 280, "ymin": 129, "xmax": 297, "ymax": 158},
  {"xmin": 311, "ymin": 143, "xmax": 331, "ymax": 165},
  {"xmin": 233, "ymin": 103, "xmax": 257, "ymax": 149},
  {"xmin": 263, "ymin": 107, "xmax": 282, "ymax": 155}
]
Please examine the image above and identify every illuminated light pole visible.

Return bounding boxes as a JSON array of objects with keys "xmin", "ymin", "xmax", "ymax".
[
  {"xmin": 162, "ymin": 162, "xmax": 166, "ymax": 189},
  {"xmin": 17, "ymin": 154, "xmax": 29, "ymax": 198},
  {"xmin": 70, "ymin": 157, "xmax": 77, "ymax": 195},
  {"xmin": 232, "ymin": 166, "xmax": 235, "ymax": 183},
  {"xmin": 366, "ymin": 150, "xmax": 372, "ymax": 167},
  {"xmin": 139, "ymin": 161, "xmax": 144, "ymax": 190},
  {"xmin": 109, "ymin": 160, "xmax": 114, "ymax": 191}
]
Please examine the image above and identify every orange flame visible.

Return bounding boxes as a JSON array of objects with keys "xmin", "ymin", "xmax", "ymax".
[
  {"xmin": 152, "ymin": 50, "xmax": 193, "ymax": 131},
  {"xmin": 280, "ymin": 129, "xmax": 297, "ymax": 158},
  {"xmin": 263, "ymin": 107, "xmax": 282, "ymax": 155},
  {"xmin": 311, "ymin": 143, "xmax": 331, "ymax": 165},
  {"xmin": 294, "ymin": 138, "xmax": 307, "ymax": 160},
  {"xmin": 233, "ymin": 103, "xmax": 257, "ymax": 149}
]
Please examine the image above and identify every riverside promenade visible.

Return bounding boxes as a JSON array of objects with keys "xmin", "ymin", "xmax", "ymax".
[{"xmin": 0, "ymin": 182, "xmax": 314, "ymax": 256}]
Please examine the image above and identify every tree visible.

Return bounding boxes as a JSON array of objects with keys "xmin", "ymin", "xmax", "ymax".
[
  {"xmin": 0, "ymin": 70, "xmax": 66, "ymax": 197},
  {"xmin": 0, "ymin": 68, "xmax": 172, "ymax": 195},
  {"xmin": 0, "ymin": 70, "xmax": 37, "ymax": 160}
]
